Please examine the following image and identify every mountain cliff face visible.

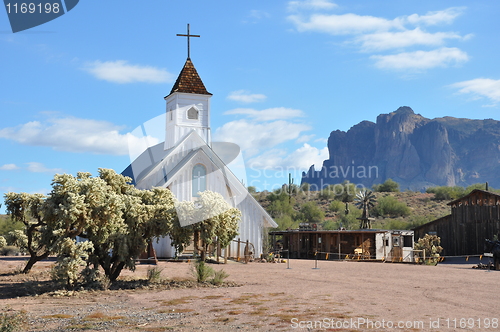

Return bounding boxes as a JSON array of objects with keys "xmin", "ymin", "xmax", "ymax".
[{"xmin": 302, "ymin": 107, "xmax": 500, "ymax": 190}]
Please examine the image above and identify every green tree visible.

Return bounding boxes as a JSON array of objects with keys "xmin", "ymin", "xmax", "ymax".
[
  {"xmin": 297, "ymin": 202, "xmax": 324, "ymax": 224},
  {"xmin": 274, "ymin": 215, "xmax": 298, "ymax": 231},
  {"xmin": 329, "ymin": 200, "xmax": 344, "ymax": 213},
  {"xmin": 373, "ymin": 179, "xmax": 400, "ymax": 192},
  {"xmin": 426, "ymin": 186, "xmax": 465, "ymax": 200},
  {"xmin": 266, "ymin": 190, "xmax": 295, "ymax": 219},
  {"xmin": 300, "ymin": 182, "xmax": 310, "ymax": 192},
  {"xmin": 338, "ymin": 205, "xmax": 362, "ymax": 230},
  {"xmin": 372, "ymin": 195, "xmax": 411, "ymax": 218}
]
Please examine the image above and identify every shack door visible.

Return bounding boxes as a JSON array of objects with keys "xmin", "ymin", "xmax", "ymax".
[{"xmin": 391, "ymin": 234, "xmax": 402, "ymax": 262}]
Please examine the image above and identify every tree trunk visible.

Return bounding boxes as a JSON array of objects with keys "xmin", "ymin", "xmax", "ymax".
[
  {"xmin": 109, "ymin": 261, "xmax": 125, "ymax": 282},
  {"xmin": 23, "ymin": 252, "xmax": 49, "ymax": 274}
]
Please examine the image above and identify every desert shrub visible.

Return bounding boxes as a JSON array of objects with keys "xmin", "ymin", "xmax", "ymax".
[
  {"xmin": 321, "ymin": 219, "xmax": 337, "ymax": 230},
  {"xmin": 211, "ymin": 269, "xmax": 229, "ymax": 285},
  {"xmin": 81, "ymin": 266, "xmax": 110, "ymax": 290},
  {"xmin": 318, "ymin": 188, "xmax": 335, "ymax": 201},
  {"xmin": 373, "ymin": 179, "xmax": 400, "ymax": 192},
  {"xmin": 0, "ymin": 216, "xmax": 24, "ymax": 237},
  {"xmin": 192, "ymin": 260, "xmax": 214, "ymax": 283},
  {"xmin": 338, "ymin": 206, "xmax": 362, "ymax": 230},
  {"xmin": 383, "ymin": 219, "xmax": 410, "ymax": 230},
  {"xmin": 247, "ymin": 186, "xmax": 257, "ymax": 194},
  {"xmin": 0, "ymin": 246, "xmax": 20, "ymax": 256},
  {"xmin": 0, "ymin": 309, "xmax": 26, "ymax": 332},
  {"xmin": 4, "ymin": 230, "xmax": 27, "ymax": 249},
  {"xmin": 372, "ymin": 196, "xmax": 411, "ymax": 218},
  {"xmin": 297, "ymin": 202, "xmax": 324, "ymax": 224},
  {"xmin": 147, "ymin": 266, "xmax": 163, "ymax": 284},
  {"xmin": 426, "ymin": 186, "xmax": 465, "ymax": 201},
  {"xmin": 329, "ymin": 200, "xmax": 344, "ymax": 212},
  {"xmin": 275, "ymin": 215, "xmax": 298, "ymax": 231}
]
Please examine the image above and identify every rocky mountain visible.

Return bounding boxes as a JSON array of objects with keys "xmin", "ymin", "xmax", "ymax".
[{"xmin": 302, "ymin": 107, "xmax": 500, "ymax": 190}]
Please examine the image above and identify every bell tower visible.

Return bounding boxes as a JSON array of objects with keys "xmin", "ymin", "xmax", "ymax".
[{"xmin": 164, "ymin": 25, "xmax": 212, "ymax": 150}]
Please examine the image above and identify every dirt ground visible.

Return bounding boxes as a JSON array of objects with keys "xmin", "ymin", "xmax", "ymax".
[{"xmin": 0, "ymin": 257, "xmax": 499, "ymax": 332}]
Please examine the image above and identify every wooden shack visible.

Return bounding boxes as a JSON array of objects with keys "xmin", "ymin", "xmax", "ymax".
[
  {"xmin": 413, "ymin": 189, "xmax": 500, "ymax": 256},
  {"xmin": 269, "ymin": 229, "xmax": 414, "ymax": 262}
]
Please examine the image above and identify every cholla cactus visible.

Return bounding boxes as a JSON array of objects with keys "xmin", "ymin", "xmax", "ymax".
[
  {"xmin": 51, "ymin": 238, "xmax": 94, "ymax": 289},
  {"xmin": 414, "ymin": 234, "xmax": 443, "ymax": 265},
  {"xmin": 0, "ymin": 236, "xmax": 6, "ymax": 248},
  {"xmin": 5, "ymin": 230, "xmax": 28, "ymax": 249},
  {"xmin": 175, "ymin": 191, "xmax": 240, "ymax": 260}
]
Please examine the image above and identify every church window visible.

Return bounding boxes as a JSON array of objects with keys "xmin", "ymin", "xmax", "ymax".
[
  {"xmin": 187, "ymin": 107, "xmax": 199, "ymax": 120},
  {"xmin": 192, "ymin": 164, "xmax": 206, "ymax": 197}
]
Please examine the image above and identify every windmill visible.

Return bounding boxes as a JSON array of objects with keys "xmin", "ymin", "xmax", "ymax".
[{"xmin": 354, "ymin": 190, "xmax": 376, "ymax": 229}]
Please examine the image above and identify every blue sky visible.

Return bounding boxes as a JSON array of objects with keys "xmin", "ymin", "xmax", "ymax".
[{"xmin": 1, "ymin": 0, "xmax": 500, "ymax": 211}]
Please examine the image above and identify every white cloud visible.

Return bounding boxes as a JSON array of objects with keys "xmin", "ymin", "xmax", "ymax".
[
  {"xmin": 25, "ymin": 162, "xmax": 63, "ymax": 173},
  {"xmin": 214, "ymin": 119, "xmax": 311, "ymax": 157},
  {"xmin": 84, "ymin": 60, "xmax": 174, "ymax": 84},
  {"xmin": 288, "ymin": 0, "xmax": 337, "ymax": 12},
  {"xmin": 224, "ymin": 107, "xmax": 305, "ymax": 121},
  {"xmin": 248, "ymin": 144, "xmax": 328, "ymax": 171},
  {"xmin": 371, "ymin": 47, "xmax": 469, "ymax": 70},
  {"xmin": 356, "ymin": 28, "xmax": 463, "ymax": 52},
  {"xmin": 402, "ymin": 7, "xmax": 465, "ymax": 26},
  {"xmin": 287, "ymin": 6, "xmax": 470, "ymax": 72},
  {"xmin": 0, "ymin": 164, "xmax": 19, "ymax": 171},
  {"xmin": 288, "ymin": 13, "xmax": 399, "ymax": 35},
  {"xmin": 0, "ymin": 115, "xmax": 160, "ymax": 155},
  {"xmin": 227, "ymin": 90, "xmax": 267, "ymax": 103},
  {"xmin": 450, "ymin": 78, "xmax": 500, "ymax": 106}
]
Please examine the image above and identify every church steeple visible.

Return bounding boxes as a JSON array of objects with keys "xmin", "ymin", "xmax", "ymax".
[
  {"xmin": 166, "ymin": 58, "xmax": 212, "ymax": 98},
  {"xmin": 164, "ymin": 25, "xmax": 211, "ymax": 151}
]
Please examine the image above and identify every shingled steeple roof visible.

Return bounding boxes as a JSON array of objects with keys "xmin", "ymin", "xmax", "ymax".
[{"xmin": 166, "ymin": 58, "xmax": 212, "ymax": 98}]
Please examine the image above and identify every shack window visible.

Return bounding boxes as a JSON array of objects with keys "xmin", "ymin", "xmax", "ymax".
[{"xmin": 403, "ymin": 235, "xmax": 413, "ymax": 247}]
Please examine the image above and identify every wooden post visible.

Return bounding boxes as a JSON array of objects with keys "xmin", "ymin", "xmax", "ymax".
[
  {"xmin": 237, "ymin": 238, "xmax": 241, "ymax": 262},
  {"xmin": 245, "ymin": 240, "xmax": 250, "ymax": 264},
  {"xmin": 361, "ymin": 232, "xmax": 364, "ymax": 260},
  {"xmin": 338, "ymin": 233, "xmax": 341, "ymax": 260}
]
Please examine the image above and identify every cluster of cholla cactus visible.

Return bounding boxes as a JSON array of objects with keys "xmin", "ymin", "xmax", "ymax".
[{"xmin": 414, "ymin": 234, "xmax": 443, "ymax": 264}]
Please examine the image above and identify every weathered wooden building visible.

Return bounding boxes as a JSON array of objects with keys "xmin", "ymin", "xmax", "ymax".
[
  {"xmin": 270, "ymin": 229, "xmax": 414, "ymax": 262},
  {"xmin": 413, "ymin": 189, "xmax": 500, "ymax": 256}
]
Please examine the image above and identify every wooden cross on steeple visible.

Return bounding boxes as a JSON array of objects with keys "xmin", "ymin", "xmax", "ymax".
[{"xmin": 177, "ymin": 24, "xmax": 200, "ymax": 59}]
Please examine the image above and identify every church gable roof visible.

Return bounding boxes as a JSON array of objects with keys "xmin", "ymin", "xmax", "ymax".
[{"xmin": 166, "ymin": 58, "xmax": 212, "ymax": 97}]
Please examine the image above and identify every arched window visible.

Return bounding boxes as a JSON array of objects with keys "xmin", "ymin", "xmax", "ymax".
[
  {"xmin": 192, "ymin": 164, "xmax": 206, "ymax": 197},
  {"xmin": 187, "ymin": 107, "xmax": 199, "ymax": 120}
]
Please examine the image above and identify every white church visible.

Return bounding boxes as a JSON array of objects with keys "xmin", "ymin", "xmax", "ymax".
[{"xmin": 122, "ymin": 28, "xmax": 277, "ymax": 258}]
